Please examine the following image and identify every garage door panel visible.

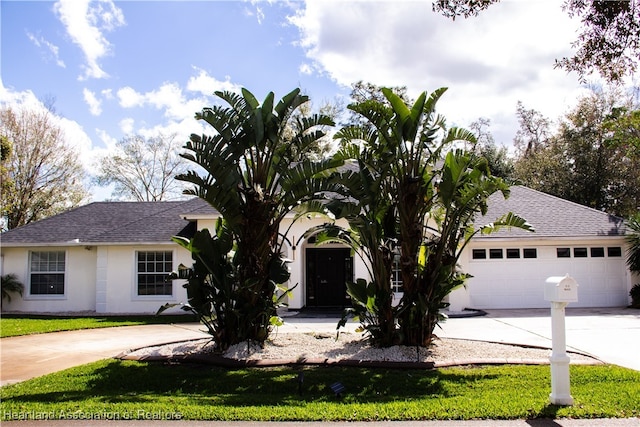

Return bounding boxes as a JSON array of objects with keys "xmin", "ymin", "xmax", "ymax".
[{"xmin": 466, "ymin": 245, "xmax": 628, "ymax": 309}]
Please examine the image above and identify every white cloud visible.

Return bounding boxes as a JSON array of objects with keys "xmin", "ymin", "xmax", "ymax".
[
  {"xmin": 119, "ymin": 118, "xmax": 135, "ymax": 134},
  {"xmin": 96, "ymin": 128, "xmax": 118, "ymax": 148},
  {"xmin": 0, "ymin": 82, "xmax": 45, "ymax": 111},
  {"xmin": 101, "ymin": 88, "xmax": 113, "ymax": 99},
  {"xmin": 116, "ymin": 86, "xmax": 145, "ymax": 108},
  {"xmin": 54, "ymin": 0, "xmax": 125, "ymax": 80},
  {"xmin": 83, "ymin": 88, "xmax": 102, "ymax": 116},
  {"xmin": 186, "ymin": 68, "xmax": 242, "ymax": 95},
  {"xmin": 117, "ymin": 70, "xmax": 240, "ymax": 122},
  {"xmin": 299, "ymin": 63, "xmax": 313, "ymax": 75},
  {"xmin": 289, "ymin": 0, "xmax": 588, "ymax": 144},
  {"xmin": 245, "ymin": 1, "xmax": 268, "ymax": 24},
  {"xmin": 26, "ymin": 31, "xmax": 66, "ymax": 68},
  {"xmin": 117, "ymin": 82, "xmax": 201, "ymax": 120}
]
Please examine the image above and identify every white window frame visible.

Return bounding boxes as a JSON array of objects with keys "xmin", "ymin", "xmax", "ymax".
[
  {"xmin": 26, "ymin": 250, "xmax": 67, "ymax": 299},
  {"xmin": 391, "ymin": 252, "xmax": 404, "ymax": 294},
  {"xmin": 134, "ymin": 250, "xmax": 175, "ymax": 298}
]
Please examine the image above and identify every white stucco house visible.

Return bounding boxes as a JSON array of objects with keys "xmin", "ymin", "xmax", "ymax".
[{"xmin": 0, "ymin": 186, "xmax": 634, "ymax": 314}]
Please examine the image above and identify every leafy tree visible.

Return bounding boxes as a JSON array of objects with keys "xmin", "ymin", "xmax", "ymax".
[
  {"xmin": 557, "ymin": 0, "xmax": 640, "ymax": 82},
  {"xmin": 513, "ymin": 137, "xmax": 571, "ymax": 199},
  {"xmin": 469, "ymin": 117, "xmax": 515, "ymax": 181},
  {"xmin": 513, "ymin": 101, "xmax": 553, "ymax": 158},
  {"xmin": 514, "ymin": 88, "xmax": 640, "ymax": 217},
  {"xmin": 346, "ymin": 81, "xmax": 411, "ymax": 128},
  {"xmin": 94, "ymin": 134, "xmax": 186, "ymax": 201},
  {"xmin": 512, "ymin": 102, "xmax": 572, "ymax": 198},
  {"xmin": 0, "ymin": 136, "xmax": 13, "ymax": 227},
  {"xmin": 172, "ymin": 88, "xmax": 343, "ymax": 350},
  {"xmin": 0, "ymin": 106, "xmax": 88, "ymax": 230},
  {"xmin": 334, "ymin": 87, "xmax": 531, "ymax": 347},
  {"xmin": 433, "ymin": 0, "xmax": 640, "ymax": 82},
  {"xmin": 604, "ymin": 106, "xmax": 640, "ymax": 156},
  {"xmin": 432, "ymin": 0, "xmax": 499, "ymax": 19}
]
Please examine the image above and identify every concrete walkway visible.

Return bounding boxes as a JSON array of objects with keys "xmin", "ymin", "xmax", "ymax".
[{"xmin": 1, "ymin": 307, "xmax": 639, "ymax": 387}]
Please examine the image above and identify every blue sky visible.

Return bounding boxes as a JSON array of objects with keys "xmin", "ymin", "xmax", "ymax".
[{"xmin": 1, "ymin": 0, "xmax": 593, "ymax": 201}]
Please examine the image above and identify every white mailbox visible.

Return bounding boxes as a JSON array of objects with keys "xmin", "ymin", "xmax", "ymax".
[{"xmin": 545, "ymin": 275, "xmax": 578, "ymax": 303}]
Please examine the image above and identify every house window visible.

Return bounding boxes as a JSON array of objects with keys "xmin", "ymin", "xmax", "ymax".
[
  {"xmin": 590, "ymin": 247, "xmax": 605, "ymax": 258},
  {"xmin": 607, "ymin": 247, "xmax": 622, "ymax": 257},
  {"xmin": 137, "ymin": 251, "xmax": 173, "ymax": 296},
  {"xmin": 489, "ymin": 249, "xmax": 503, "ymax": 259},
  {"xmin": 391, "ymin": 253, "xmax": 403, "ymax": 293},
  {"xmin": 472, "ymin": 249, "xmax": 486, "ymax": 260},
  {"xmin": 556, "ymin": 248, "xmax": 571, "ymax": 258},
  {"xmin": 30, "ymin": 251, "xmax": 65, "ymax": 295},
  {"xmin": 573, "ymin": 247, "xmax": 588, "ymax": 258},
  {"xmin": 523, "ymin": 248, "xmax": 537, "ymax": 259},
  {"xmin": 506, "ymin": 248, "xmax": 520, "ymax": 259}
]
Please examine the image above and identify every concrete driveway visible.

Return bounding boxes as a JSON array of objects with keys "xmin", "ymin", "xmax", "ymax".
[
  {"xmin": 0, "ymin": 323, "xmax": 208, "ymax": 386},
  {"xmin": 1, "ymin": 307, "xmax": 638, "ymax": 387},
  {"xmin": 279, "ymin": 307, "xmax": 640, "ymax": 371},
  {"xmin": 437, "ymin": 307, "xmax": 640, "ymax": 371}
]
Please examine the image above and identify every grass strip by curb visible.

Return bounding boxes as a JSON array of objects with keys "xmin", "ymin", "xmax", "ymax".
[
  {"xmin": 0, "ymin": 314, "xmax": 197, "ymax": 338},
  {"xmin": 1, "ymin": 359, "xmax": 638, "ymax": 421}
]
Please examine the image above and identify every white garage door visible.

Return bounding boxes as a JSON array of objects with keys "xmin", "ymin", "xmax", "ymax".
[{"xmin": 465, "ymin": 245, "xmax": 629, "ymax": 309}]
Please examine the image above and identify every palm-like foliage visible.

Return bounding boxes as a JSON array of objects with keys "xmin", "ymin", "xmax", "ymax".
[
  {"xmin": 624, "ymin": 213, "xmax": 640, "ymax": 308},
  {"xmin": 336, "ymin": 87, "xmax": 532, "ymax": 347},
  {"xmin": 175, "ymin": 88, "xmax": 343, "ymax": 348},
  {"xmin": 625, "ymin": 213, "xmax": 640, "ymax": 274},
  {"xmin": 405, "ymin": 150, "xmax": 533, "ymax": 346},
  {"xmin": 315, "ymin": 147, "xmax": 398, "ymax": 346},
  {"xmin": 1, "ymin": 274, "xmax": 24, "ymax": 309}
]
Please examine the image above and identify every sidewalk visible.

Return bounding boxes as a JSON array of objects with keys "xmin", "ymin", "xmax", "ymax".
[{"xmin": 3, "ymin": 419, "xmax": 640, "ymax": 427}]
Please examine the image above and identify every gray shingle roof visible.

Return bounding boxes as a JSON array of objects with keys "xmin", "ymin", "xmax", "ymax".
[
  {"xmin": 475, "ymin": 186, "xmax": 626, "ymax": 239},
  {"xmin": 1, "ymin": 186, "xmax": 626, "ymax": 246},
  {"xmin": 0, "ymin": 198, "xmax": 216, "ymax": 246}
]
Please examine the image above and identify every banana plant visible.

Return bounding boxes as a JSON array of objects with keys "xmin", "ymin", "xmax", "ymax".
[
  {"xmin": 174, "ymin": 88, "xmax": 343, "ymax": 347},
  {"xmin": 337, "ymin": 86, "xmax": 533, "ymax": 347},
  {"xmin": 397, "ymin": 149, "xmax": 533, "ymax": 347}
]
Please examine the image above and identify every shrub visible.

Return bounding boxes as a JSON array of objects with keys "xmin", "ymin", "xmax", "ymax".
[
  {"xmin": 630, "ymin": 284, "xmax": 640, "ymax": 308},
  {"xmin": 1, "ymin": 274, "xmax": 24, "ymax": 309}
]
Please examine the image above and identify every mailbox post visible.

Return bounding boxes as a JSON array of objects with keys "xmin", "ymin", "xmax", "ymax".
[{"xmin": 544, "ymin": 274, "xmax": 578, "ymax": 406}]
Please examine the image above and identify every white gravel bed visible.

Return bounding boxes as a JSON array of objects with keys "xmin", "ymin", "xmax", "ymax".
[{"xmin": 124, "ymin": 331, "xmax": 599, "ymax": 365}]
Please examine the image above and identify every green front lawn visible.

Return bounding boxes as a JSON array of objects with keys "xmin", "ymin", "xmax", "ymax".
[
  {"xmin": 1, "ymin": 360, "xmax": 638, "ymax": 421},
  {"xmin": 0, "ymin": 314, "xmax": 197, "ymax": 338}
]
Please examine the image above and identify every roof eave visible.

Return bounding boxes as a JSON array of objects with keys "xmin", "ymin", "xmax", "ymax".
[
  {"xmin": 1, "ymin": 241, "xmax": 178, "ymax": 248},
  {"xmin": 471, "ymin": 234, "xmax": 627, "ymax": 243}
]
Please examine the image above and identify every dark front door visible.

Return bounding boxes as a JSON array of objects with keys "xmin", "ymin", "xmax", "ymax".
[{"xmin": 305, "ymin": 248, "xmax": 352, "ymax": 307}]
